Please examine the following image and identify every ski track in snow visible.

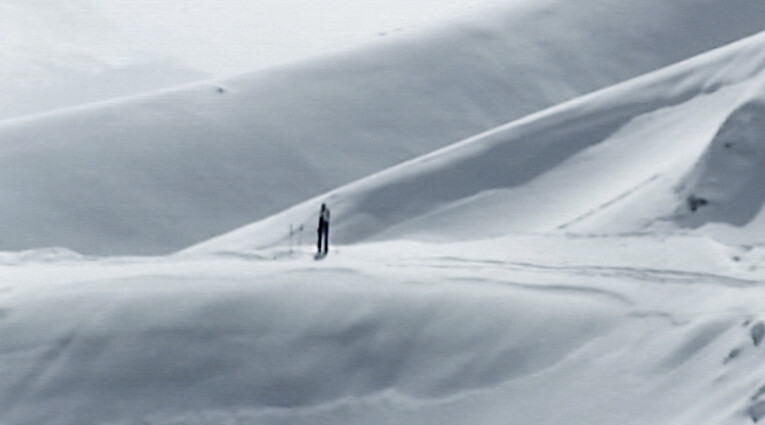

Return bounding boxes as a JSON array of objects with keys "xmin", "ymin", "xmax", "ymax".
[
  {"xmin": 556, "ymin": 173, "xmax": 663, "ymax": 230},
  {"xmin": 425, "ymin": 256, "xmax": 762, "ymax": 287}
]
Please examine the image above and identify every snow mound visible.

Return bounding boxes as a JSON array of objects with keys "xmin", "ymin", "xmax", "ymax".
[
  {"xmin": 4, "ymin": 238, "xmax": 765, "ymax": 425},
  {"xmin": 186, "ymin": 31, "xmax": 765, "ymax": 255},
  {"xmin": 0, "ymin": 266, "xmax": 621, "ymax": 425}
]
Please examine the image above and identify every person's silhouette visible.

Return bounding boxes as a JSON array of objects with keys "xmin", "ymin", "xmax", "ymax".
[{"xmin": 317, "ymin": 204, "xmax": 330, "ymax": 256}]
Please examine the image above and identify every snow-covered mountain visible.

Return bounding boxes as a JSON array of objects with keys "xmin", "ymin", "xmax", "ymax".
[
  {"xmin": 5, "ymin": 3, "xmax": 765, "ymax": 425},
  {"xmin": 0, "ymin": 0, "xmax": 208, "ymax": 121},
  {"xmin": 2, "ymin": 0, "xmax": 765, "ymax": 254},
  {"xmin": 185, "ymin": 29, "xmax": 765, "ymax": 254}
]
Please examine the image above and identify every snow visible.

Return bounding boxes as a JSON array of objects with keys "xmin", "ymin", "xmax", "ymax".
[
  {"xmin": 187, "ymin": 30, "xmax": 765, "ymax": 254},
  {"xmin": 4, "ymin": 0, "xmax": 765, "ymax": 254},
  {"xmin": 87, "ymin": 0, "xmax": 765, "ymax": 77},
  {"xmin": 1, "ymin": 255, "xmax": 621, "ymax": 424},
  {"xmin": 90, "ymin": 0, "xmax": 515, "ymax": 76},
  {"xmin": 675, "ymin": 91, "xmax": 765, "ymax": 244},
  {"xmin": 5, "ymin": 2, "xmax": 765, "ymax": 425},
  {"xmin": 0, "ymin": 0, "xmax": 207, "ymax": 121},
  {"xmin": 3, "ymin": 236, "xmax": 765, "ymax": 425}
]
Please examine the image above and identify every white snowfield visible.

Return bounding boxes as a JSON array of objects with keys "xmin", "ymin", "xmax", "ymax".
[
  {"xmin": 0, "ymin": 0, "xmax": 207, "ymax": 121},
  {"xmin": 187, "ymin": 30, "xmax": 765, "ymax": 254},
  {"xmin": 2, "ymin": 0, "xmax": 765, "ymax": 255},
  {"xmin": 5, "ymin": 2, "xmax": 765, "ymax": 425},
  {"xmin": 4, "ymin": 236, "xmax": 765, "ymax": 425}
]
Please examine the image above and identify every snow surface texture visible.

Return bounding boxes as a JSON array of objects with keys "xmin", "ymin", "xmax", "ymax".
[
  {"xmin": 3, "ymin": 0, "xmax": 765, "ymax": 254},
  {"xmin": 7, "ymin": 2, "xmax": 765, "ymax": 425},
  {"xmin": 4, "ymin": 236, "xmax": 765, "ymax": 425}
]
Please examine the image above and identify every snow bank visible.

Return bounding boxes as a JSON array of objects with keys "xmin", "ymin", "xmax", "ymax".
[
  {"xmin": 0, "ymin": 259, "xmax": 621, "ymax": 425},
  {"xmin": 3, "ymin": 237, "xmax": 765, "ymax": 425},
  {"xmin": 4, "ymin": 0, "xmax": 765, "ymax": 255}
]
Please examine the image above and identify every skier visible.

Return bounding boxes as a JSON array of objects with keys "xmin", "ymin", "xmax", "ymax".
[{"xmin": 317, "ymin": 203, "xmax": 330, "ymax": 257}]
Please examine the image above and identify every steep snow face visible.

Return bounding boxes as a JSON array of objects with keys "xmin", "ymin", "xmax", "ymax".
[
  {"xmin": 0, "ymin": 0, "xmax": 207, "ymax": 120},
  {"xmin": 186, "ymin": 31, "xmax": 765, "ymax": 255},
  {"xmin": 677, "ymin": 95, "xmax": 765, "ymax": 225},
  {"xmin": 674, "ymin": 92, "xmax": 765, "ymax": 243},
  {"xmin": 4, "ymin": 1, "xmax": 765, "ymax": 255}
]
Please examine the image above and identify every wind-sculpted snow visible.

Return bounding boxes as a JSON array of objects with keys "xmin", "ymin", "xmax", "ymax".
[
  {"xmin": 4, "ymin": 236, "xmax": 765, "ymax": 425},
  {"xmin": 0, "ymin": 257, "xmax": 621, "ymax": 425},
  {"xmin": 9, "ymin": 4, "xmax": 765, "ymax": 425},
  {"xmin": 674, "ymin": 92, "xmax": 765, "ymax": 242},
  {"xmin": 4, "ymin": 1, "xmax": 765, "ymax": 254},
  {"xmin": 187, "ymin": 31, "xmax": 765, "ymax": 254}
]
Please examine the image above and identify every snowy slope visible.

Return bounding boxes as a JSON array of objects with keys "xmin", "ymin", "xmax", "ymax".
[
  {"xmin": 3, "ymin": 0, "xmax": 765, "ymax": 255},
  {"xmin": 674, "ymin": 85, "xmax": 765, "ymax": 245},
  {"xmin": 4, "ymin": 236, "xmax": 765, "ymax": 425},
  {"xmin": 90, "ymin": 0, "xmax": 514, "ymax": 76},
  {"xmin": 0, "ymin": 0, "xmax": 207, "ymax": 121},
  {"xmin": 88, "ymin": 0, "xmax": 765, "ymax": 77},
  {"xmin": 186, "ymin": 30, "xmax": 765, "ymax": 255},
  {"xmin": 6, "ymin": 4, "xmax": 765, "ymax": 425}
]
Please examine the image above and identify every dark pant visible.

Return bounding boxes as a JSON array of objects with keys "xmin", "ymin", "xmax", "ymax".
[{"xmin": 317, "ymin": 223, "xmax": 329, "ymax": 254}]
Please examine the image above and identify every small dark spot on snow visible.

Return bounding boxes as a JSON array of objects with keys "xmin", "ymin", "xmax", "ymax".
[
  {"xmin": 723, "ymin": 348, "xmax": 741, "ymax": 364},
  {"xmin": 724, "ymin": 142, "xmax": 734, "ymax": 149},
  {"xmin": 752, "ymin": 322, "xmax": 765, "ymax": 346},
  {"xmin": 724, "ymin": 348, "xmax": 741, "ymax": 363},
  {"xmin": 216, "ymin": 87, "xmax": 225, "ymax": 93},
  {"xmin": 734, "ymin": 256, "xmax": 742, "ymax": 262},
  {"xmin": 687, "ymin": 195, "xmax": 708, "ymax": 212}
]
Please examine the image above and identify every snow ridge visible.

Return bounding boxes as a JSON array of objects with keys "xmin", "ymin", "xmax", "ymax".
[{"xmin": 186, "ymin": 30, "xmax": 765, "ymax": 255}]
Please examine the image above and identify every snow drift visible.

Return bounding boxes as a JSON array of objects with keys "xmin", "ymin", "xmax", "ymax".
[
  {"xmin": 3, "ymin": 0, "xmax": 765, "ymax": 255},
  {"xmin": 4, "ymin": 236, "xmax": 765, "ymax": 425},
  {"xmin": 0, "ymin": 263, "xmax": 621, "ymax": 425}
]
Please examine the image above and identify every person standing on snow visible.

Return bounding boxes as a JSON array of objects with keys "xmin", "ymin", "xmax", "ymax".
[{"xmin": 317, "ymin": 203, "xmax": 330, "ymax": 256}]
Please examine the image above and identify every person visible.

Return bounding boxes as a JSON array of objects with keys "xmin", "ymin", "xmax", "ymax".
[{"xmin": 317, "ymin": 203, "xmax": 330, "ymax": 256}]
